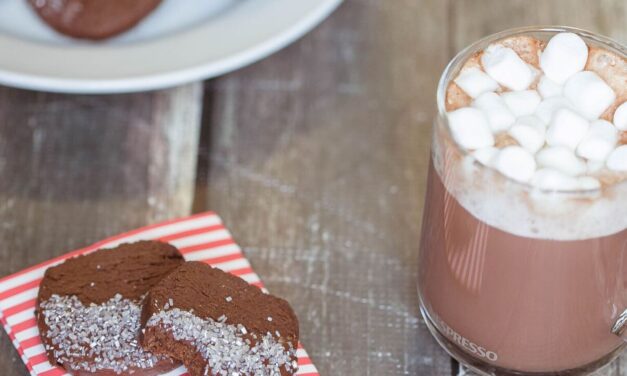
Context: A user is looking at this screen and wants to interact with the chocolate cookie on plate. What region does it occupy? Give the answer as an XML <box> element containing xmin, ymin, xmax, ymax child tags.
<box><xmin>36</xmin><ymin>240</ymin><xmax>184</xmax><ymax>375</ymax></box>
<box><xmin>28</xmin><ymin>0</ymin><xmax>162</xmax><ymax>40</ymax></box>
<box><xmin>141</xmin><ymin>262</ymin><xmax>300</xmax><ymax>376</ymax></box>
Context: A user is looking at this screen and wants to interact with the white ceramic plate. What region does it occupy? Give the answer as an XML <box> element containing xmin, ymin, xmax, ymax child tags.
<box><xmin>0</xmin><ymin>0</ymin><xmax>342</xmax><ymax>93</ymax></box>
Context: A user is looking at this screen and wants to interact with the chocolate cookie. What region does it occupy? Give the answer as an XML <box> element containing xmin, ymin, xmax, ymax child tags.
<box><xmin>141</xmin><ymin>262</ymin><xmax>300</xmax><ymax>376</ymax></box>
<box><xmin>37</xmin><ymin>241</ymin><xmax>185</xmax><ymax>375</ymax></box>
<box><xmin>28</xmin><ymin>0</ymin><xmax>162</xmax><ymax>40</ymax></box>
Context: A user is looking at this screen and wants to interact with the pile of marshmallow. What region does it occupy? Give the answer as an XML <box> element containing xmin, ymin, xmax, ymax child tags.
<box><xmin>447</xmin><ymin>32</ymin><xmax>626</xmax><ymax>190</ymax></box>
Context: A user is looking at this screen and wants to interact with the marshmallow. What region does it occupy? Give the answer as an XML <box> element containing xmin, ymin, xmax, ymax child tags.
<box><xmin>509</xmin><ymin>123</ymin><xmax>545</xmax><ymax>154</ymax></box>
<box><xmin>454</xmin><ymin>68</ymin><xmax>500</xmax><ymax>98</ymax></box>
<box><xmin>447</xmin><ymin>107</ymin><xmax>495</xmax><ymax>150</ymax></box>
<box><xmin>539</xmin><ymin>32</ymin><xmax>588</xmax><ymax>84</ymax></box>
<box><xmin>577</xmin><ymin>176</ymin><xmax>601</xmax><ymax>190</ymax></box>
<box><xmin>546</xmin><ymin>108</ymin><xmax>590</xmax><ymax>150</ymax></box>
<box><xmin>535</xmin><ymin>96</ymin><xmax>573</xmax><ymax>124</ymax></box>
<box><xmin>517</xmin><ymin>115</ymin><xmax>547</xmax><ymax>130</ymax></box>
<box><xmin>576</xmin><ymin>120</ymin><xmax>618</xmax><ymax>161</ymax></box>
<box><xmin>587</xmin><ymin>160</ymin><xmax>605</xmax><ymax>174</ymax></box>
<box><xmin>531</xmin><ymin>168</ymin><xmax>579</xmax><ymax>190</ymax></box>
<box><xmin>472</xmin><ymin>146</ymin><xmax>499</xmax><ymax>166</ymax></box>
<box><xmin>481</xmin><ymin>45</ymin><xmax>534</xmax><ymax>91</ymax></box>
<box><xmin>606</xmin><ymin>145</ymin><xmax>627</xmax><ymax>172</ymax></box>
<box><xmin>472</xmin><ymin>92</ymin><xmax>516</xmax><ymax>132</ymax></box>
<box><xmin>493</xmin><ymin>146</ymin><xmax>537</xmax><ymax>182</ymax></box>
<box><xmin>537</xmin><ymin>75</ymin><xmax>563</xmax><ymax>98</ymax></box>
<box><xmin>502</xmin><ymin>90</ymin><xmax>542</xmax><ymax>117</ymax></box>
<box><xmin>563</xmin><ymin>71</ymin><xmax>616</xmax><ymax>120</ymax></box>
<box><xmin>531</xmin><ymin>169</ymin><xmax>600</xmax><ymax>191</ymax></box>
<box><xmin>614</xmin><ymin>101</ymin><xmax>627</xmax><ymax>130</ymax></box>
<box><xmin>536</xmin><ymin>146</ymin><xmax>587</xmax><ymax>176</ymax></box>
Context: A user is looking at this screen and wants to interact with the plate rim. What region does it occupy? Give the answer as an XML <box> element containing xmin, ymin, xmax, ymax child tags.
<box><xmin>0</xmin><ymin>0</ymin><xmax>342</xmax><ymax>94</ymax></box>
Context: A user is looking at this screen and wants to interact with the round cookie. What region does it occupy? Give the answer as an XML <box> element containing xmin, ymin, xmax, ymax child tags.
<box><xmin>141</xmin><ymin>262</ymin><xmax>300</xmax><ymax>376</ymax></box>
<box><xmin>36</xmin><ymin>241</ymin><xmax>184</xmax><ymax>375</ymax></box>
<box><xmin>27</xmin><ymin>0</ymin><xmax>162</xmax><ymax>40</ymax></box>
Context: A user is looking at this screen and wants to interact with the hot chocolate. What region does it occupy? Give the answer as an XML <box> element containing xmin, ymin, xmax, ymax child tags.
<box><xmin>418</xmin><ymin>27</ymin><xmax>627</xmax><ymax>375</ymax></box>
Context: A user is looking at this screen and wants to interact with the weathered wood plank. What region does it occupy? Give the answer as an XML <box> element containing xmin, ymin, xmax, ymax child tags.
<box><xmin>451</xmin><ymin>0</ymin><xmax>627</xmax><ymax>51</ymax></box>
<box><xmin>0</xmin><ymin>83</ymin><xmax>203</xmax><ymax>376</ymax></box>
<box><xmin>199</xmin><ymin>0</ymin><xmax>451</xmax><ymax>374</ymax></box>
<box><xmin>450</xmin><ymin>1</ymin><xmax>626</xmax><ymax>375</ymax></box>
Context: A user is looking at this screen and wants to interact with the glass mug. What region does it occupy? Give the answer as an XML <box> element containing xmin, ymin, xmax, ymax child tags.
<box><xmin>417</xmin><ymin>26</ymin><xmax>627</xmax><ymax>375</ymax></box>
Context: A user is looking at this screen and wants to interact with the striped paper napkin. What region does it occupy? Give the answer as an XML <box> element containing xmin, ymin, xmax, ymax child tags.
<box><xmin>0</xmin><ymin>211</ymin><xmax>317</xmax><ymax>376</ymax></box>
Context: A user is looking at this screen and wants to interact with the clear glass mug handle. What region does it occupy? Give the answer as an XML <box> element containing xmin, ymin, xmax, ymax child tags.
<box><xmin>612</xmin><ymin>309</ymin><xmax>627</xmax><ymax>340</ymax></box>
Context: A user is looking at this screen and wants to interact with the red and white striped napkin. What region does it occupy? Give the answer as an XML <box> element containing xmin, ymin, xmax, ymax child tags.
<box><xmin>0</xmin><ymin>212</ymin><xmax>318</xmax><ymax>376</ymax></box>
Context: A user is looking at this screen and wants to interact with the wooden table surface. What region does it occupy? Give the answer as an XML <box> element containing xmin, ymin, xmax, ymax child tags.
<box><xmin>0</xmin><ymin>1</ymin><xmax>625</xmax><ymax>375</ymax></box>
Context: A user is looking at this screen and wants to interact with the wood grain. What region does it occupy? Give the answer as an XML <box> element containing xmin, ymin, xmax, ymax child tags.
<box><xmin>0</xmin><ymin>83</ymin><xmax>203</xmax><ymax>376</ymax></box>
<box><xmin>450</xmin><ymin>0</ymin><xmax>627</xmax><ymax>50</ymax></box>
<box><xmin>199</xmin><ymin>0</ymin><xmax>452</xmax><ymax>374</ymax></box>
